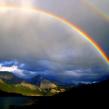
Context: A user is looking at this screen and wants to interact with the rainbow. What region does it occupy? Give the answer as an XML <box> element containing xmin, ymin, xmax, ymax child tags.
<box><xmin>0</xmin><ymin>5</ymin><xmax>108</xmax><ymax>65</ymax></box>
<box><xmin>83</xmin><ymin>0</ymin><xmax>109</xmax><ymax>22</ymax></box>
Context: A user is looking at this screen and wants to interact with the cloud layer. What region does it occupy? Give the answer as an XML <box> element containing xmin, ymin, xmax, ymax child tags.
<box><xmin>0</xmin><ymin>9</ymin><xmax>108</xmax><ymax>84</ymax></box>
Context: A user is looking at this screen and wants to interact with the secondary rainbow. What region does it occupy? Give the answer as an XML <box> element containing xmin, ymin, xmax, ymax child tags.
<box><xmin>83</xmin><ymin>0</ymin><xmax>109</xmax><ymax>22</ymax></box>
<box><xmin>0</xmin><ymin>5</ymin><xmax>108</xmax><ymax>65</ymax></box>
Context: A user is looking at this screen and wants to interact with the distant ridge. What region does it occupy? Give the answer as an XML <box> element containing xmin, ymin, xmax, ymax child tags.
<box><xmin>55</xmin><ymin>78</ymin><xmax>109</xmax><ymax>96</ymax></box>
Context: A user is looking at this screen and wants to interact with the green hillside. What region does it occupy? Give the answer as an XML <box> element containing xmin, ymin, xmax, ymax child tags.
<box><xmin>0</xmin><ymin>78</ymin><xmax>65</xmax><ymax>96</ymax></box>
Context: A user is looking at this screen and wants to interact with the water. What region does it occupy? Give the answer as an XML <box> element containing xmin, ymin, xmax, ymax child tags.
<box><xmin>0</xmin><ymin>97</ymin><xmax>34</xmax><ymax>109</ymax></box>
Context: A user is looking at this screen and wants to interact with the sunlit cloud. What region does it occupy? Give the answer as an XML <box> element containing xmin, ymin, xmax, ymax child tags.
<box><xmin>0</xmin><ymin>61</ymin><xmax>39</xmax><ymax>78</ymax></box>
<box><xmin>0</xmin><ymin>0</ymin><xmax>36</xmax><ymax>8</ymax></box>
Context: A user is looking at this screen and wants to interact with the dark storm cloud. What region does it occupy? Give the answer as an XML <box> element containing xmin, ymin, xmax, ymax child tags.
<box><xmin>0</xmin><ymin>60</ymin><xmax>108</xmax><ymax>83</ymax></box>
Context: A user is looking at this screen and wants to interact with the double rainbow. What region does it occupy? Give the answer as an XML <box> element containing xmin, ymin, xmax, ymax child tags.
<box><xmin>0</xmin><ymin>5</ymin><xmax>108</xmax><ymax>65</ymax></box>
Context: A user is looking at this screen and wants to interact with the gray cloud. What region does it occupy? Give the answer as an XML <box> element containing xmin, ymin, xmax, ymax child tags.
<box><xmin>0</xmin><ymin>7</ymin><xmax>108</xmax><ymax>84</ymax></box>
<box><xmin>31</xmin><ymin>0</ymin><xmax>109</xmax><ymax>55</ymax></box>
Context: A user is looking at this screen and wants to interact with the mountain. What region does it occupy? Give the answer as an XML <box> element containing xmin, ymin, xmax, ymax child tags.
<box><xmin>0</xmin><ymin>71</ymin><xmax>23</xmax><ymax>84</ymax></box>
<box><xmin>2</xmin><ymin>71</ymin><xmax>109</xmax><ymax>97</ymax></box>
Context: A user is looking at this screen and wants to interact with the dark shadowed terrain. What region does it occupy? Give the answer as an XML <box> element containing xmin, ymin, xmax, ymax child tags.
<box><xmin>0</xmin><ymin>78</ymin><xmax>109</xmax><ymax>109</ymax></box>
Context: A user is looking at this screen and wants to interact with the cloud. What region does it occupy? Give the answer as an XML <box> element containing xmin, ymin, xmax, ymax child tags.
<box><xmin>0</xmin><ymin>7</ymin><xmax>108</xmax><ymax>84</ymax></box>
<box><xmin>0</xmin><ymin>60</ymin><xmax>109</xmax><ymax>84</ymax></box>
<box><xmin>35</xmin><ymin>0</ymin><xmax>109</xmax><ymax>56</ymax></box>
<box><xmin>0</xmin><ymin>62</ymin><xmax>36</xmax><ymax>78</ymax></box>
<box><xmin>63</xmin><ymin>69</ymin><xmax>92</xmax><ymax>77</ymax></box>
<box><xmin>0</xmin><ymin>0</ymin><xmax>36</xmax><ymax>7</ymax></box>
<box><xmin>0</xmin><ymin>64</ymin><xmax>38</xmax><ymax>79</ymax></box>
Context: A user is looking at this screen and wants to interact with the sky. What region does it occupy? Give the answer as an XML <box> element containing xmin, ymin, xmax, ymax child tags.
<box><xmin>0</xmin><ymin>0</ymin><xmax>109</xmax><ymax>84</ymax></box>
<box><xmin>26</xmin><ymin>0</ymin><xmax>109</xmax><ymax>56</ymax></box>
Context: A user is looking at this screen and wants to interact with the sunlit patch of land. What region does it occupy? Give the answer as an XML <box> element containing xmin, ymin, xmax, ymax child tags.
<box><xmin>0</xmin><ymin>71</ymin><xmax>65</xmax><ymax>96</ymax></box>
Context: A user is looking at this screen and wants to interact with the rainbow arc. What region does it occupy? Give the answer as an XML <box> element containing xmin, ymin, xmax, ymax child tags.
<box><xmin>0</xmin><ymin>5</ymin><xmax>108</xmax><ymax>65</ymax></box>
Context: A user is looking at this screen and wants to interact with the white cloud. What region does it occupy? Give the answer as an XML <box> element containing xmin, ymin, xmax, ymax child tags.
<box><xmin>0</xmin><ymin>62</ymin><xmax>38</xmax><ymax>78</ymax></box>
<box><xmin>0</xmin><ymin>65</ymin><xmax>18</xmax><ymax>72</ymax></box>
